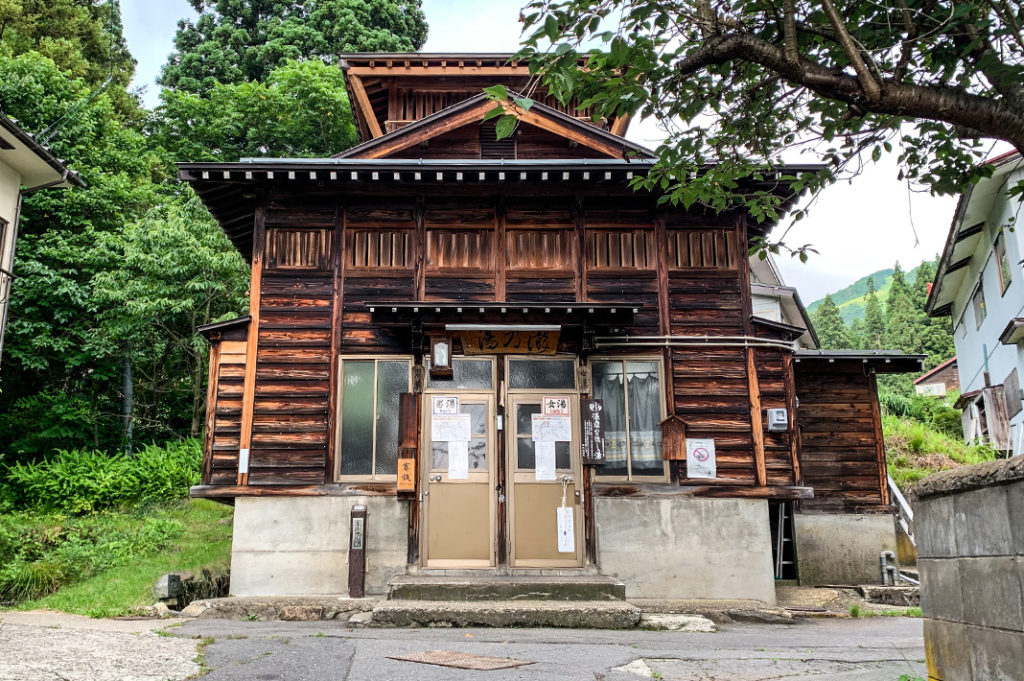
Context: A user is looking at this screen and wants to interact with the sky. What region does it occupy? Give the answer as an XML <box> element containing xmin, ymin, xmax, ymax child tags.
<box><xmin>121</xmin><ymin>0</ymin><xmax>966</xmax><ymax>302</ymax></box>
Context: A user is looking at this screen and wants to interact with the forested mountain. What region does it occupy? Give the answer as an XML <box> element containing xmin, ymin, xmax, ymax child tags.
<box><xmin>810</xmin><ymin>260</ymin><xmax>955</xmax><ymax>375</ymax></box>
<box><xmin>0</xmin><ymin>0</ymin><xmax>428</xmax><ymax>459</ymax></box>
<box><xmin>807</xmin><ymin>262</ymin><xmax>931</xmax><ymax>324</ymax></box>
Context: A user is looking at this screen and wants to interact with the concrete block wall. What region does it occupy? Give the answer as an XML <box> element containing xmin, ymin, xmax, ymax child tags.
<box><xmin>594</xmin><ymin>497</ymin><xmax>776</xmax><ymax>603</ymax></box>
<box><xmin>230</xmin><ymin>496</ymin><xmax>408</xmax><ymax>596</ymax></box>
<box><xmin>912</xmin><ymin>457</ymin><xmax>1024</xmax><ymax>681</ymax></box>
<box><xmin>793</xmin><ymin>513</ymin><xmax>897</xmax><ymax>586</ymax></box>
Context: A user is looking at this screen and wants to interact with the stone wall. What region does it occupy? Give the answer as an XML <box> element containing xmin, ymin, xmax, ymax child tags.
<box><xmin>912</xmin><ymin>457</ymin><xmax>1024</xmax><ymax>680</ymax></box>
<box><xmin>230</xmin><ymin>496</ymin><xmax>408</xmax><ymax>596</ymax></box>
<box><xmin>793</xmin><ymin>513</ymin><xmax>897</xmax><ymax>586</ymax></box>
<box><xmin>594</xmin><ymin>497</ymin><xmax>776</xmax><ymax>603</ymax></box>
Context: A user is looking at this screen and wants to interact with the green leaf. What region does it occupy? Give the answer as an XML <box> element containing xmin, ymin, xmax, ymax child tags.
<box><xmin>494</xmin><ymin>114</ymin><xmax>517</xmax><ymax>140</ymax></box>
<box><xmin>482</xmin><ymin>105</ymin><xmax>505</xmax><ymax>122</ymax></box>
<box><xmin>482</xmin><ymin>84</ymin><xmax>509</xmax><ymax>100</ymax></box>
<box><xmin>512</xmin><ymin>96</ymin><xmax>534</xmax><ymax>111</ymax></box>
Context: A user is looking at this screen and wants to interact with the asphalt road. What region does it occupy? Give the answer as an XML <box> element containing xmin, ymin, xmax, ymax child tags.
<box><xmin>175</xmin><ymin>617</ymin><xmax>927</xmax><ymax>681</ymax></box>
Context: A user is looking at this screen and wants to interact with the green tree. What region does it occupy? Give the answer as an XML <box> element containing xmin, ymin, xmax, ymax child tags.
<box><xmin>863</xmin><ymin>278</ymin><xmax>885</xmax><ymax>350</ymax></box>
<box><xmin>0</xmin><ymin>51</ymin><xmax>161</xmax><ymax>456</ymax></box>
<box><xmin>93</xmin><ymin>195</ymin><xmax>250</xmax><ymax>438</ymax></box>
<box><xmin>847</xmin><ymin>317</ymin><xmax>865</xmax><ymax>349</ymax></box>
<box><xmin>506</xmin><ymin>1</ymin><xmax>1024</xmax><ymax>255</ymax></box>
<box><xmin>0</xmin><ymin>0</ymin><xmax>137</xmax><ymax>118</ymax></box>
<box><xmin>883</xmin><ymin>262</ymin><xmax>918</xmax><ymax>354</ymax></box>
<box><xmin>153</xmin><ymin>59</ymin><xmax>357</xmax><ymax>161</ymax></box>
<box><xmin>912</xmin><ymin>260</ymin><xmax>955</xmax><ymax>368</ymax></box>
<box><xmin>160</xmin><ymin>0</ymin><xmax>428</xmax><ymax>93</ymax></box>
<box><xmin>813</xmin><ymin>294</ymin><xmax>850</xmax><ymax>350</ymax></box>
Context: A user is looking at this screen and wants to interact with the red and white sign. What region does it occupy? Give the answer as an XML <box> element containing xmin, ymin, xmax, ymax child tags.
<box><xmin>685</xmin><ymin>438</ymin><xmax>717</xmax><ymax>479</ymax></box>
<box><xmin>543</xmin><ymin>396</ymin><xmax>570</xmax><ymax>415</ymax></box>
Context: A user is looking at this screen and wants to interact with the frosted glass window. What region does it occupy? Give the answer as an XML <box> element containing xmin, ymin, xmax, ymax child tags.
<box><xmin>592</xmin><ymin>358</ymin><xmax>664</xmax><ymax>479</ymax></box>
<box><xmin>339</xmin><ymin>358</ymin><xmax>410</xmax><ymax>477</ymax></box>
<box><xmin>514</xmin><ymin>403</ymin><xmax>570</xmax><ymax>470</ymax></box>
<box><xmin>426</xmin><ymin>358</ymin><xmax>493</xmax><ymax>389</ymax></box>
<box><xmin>508</xmin><ymin>359</ymin><xmax>576</xmax><ymax>389</ymax></box>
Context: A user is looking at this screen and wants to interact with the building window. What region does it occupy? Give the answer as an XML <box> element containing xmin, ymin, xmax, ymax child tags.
<box><xmin>591</xmin><ymin>358</ymin><xmax>666</xmax><ymax>480</ymax></box>
<box><xmin>995</xmin><ymin>231</ymin><xmax>1012</xmax><ymax>293</ymax></box>
<box><xmin>972</xmin><ymin>284</ymin><xmax>987</xmax><ymax>329</ymax></box>
<box><xmin>337</xmin><ymin>357</ymin><xmax>411</xmax><ymax>478</ymax></box>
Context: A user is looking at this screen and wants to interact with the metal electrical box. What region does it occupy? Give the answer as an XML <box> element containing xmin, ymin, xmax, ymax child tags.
<box><xmin>767</xmin><ymin>408</ymin><xmax>789</xmax><ymax>432</ymax></box>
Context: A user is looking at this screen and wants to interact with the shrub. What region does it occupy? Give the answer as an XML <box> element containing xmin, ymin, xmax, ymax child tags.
<box><xmin>4</xmin><ymin>439</ymin><xmax>202</xmax><ymax>513</ymax></box>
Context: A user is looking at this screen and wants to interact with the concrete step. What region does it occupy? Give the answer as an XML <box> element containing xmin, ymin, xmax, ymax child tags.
<box><xmin>372</xmin><ymin>599</ymin><xmax>640</xmax><ymax>629</ymax></box>
<box><xmin>386</xmin><ymin>575</ymin><xmax>626</xmax><ymax>602</ymax></box>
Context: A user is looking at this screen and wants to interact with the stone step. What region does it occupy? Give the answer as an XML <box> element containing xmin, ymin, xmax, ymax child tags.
<box><xmin>372</xmin><ymin>599</ymin><xmax>640</xmax><ymax>629</ymax></box>
<box><xmin>386</xmin><ymin>575</ymin><xmax>626</xmax><ymax>602</ymax></box>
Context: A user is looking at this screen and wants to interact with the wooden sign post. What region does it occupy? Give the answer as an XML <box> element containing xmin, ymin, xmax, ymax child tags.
<box><xmin>660</xmin><ymin>415</ymin><xmax>687</xmax><ymax>460</ymax></box>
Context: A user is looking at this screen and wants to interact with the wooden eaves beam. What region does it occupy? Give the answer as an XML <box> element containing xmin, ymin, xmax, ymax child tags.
<box><xmin>348</xmin><ymin>75</ymin><xmax>385</xmax><ymax>139</ymax></box>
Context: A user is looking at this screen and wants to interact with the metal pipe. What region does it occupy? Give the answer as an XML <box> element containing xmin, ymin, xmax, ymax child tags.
<box><xmin>880</xmin><ymin>550</ymin><xmax>897</xmax><ymax>585</ymax></box>
<box><xmin>596</xmin><ymin>339</ymin><xmax>799</xmax><ymax>352</ymax></box>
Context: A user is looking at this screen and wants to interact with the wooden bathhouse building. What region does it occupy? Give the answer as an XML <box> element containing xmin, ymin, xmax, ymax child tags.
<box><xmin>184</xmin><ymin>54</ymin><xmax>922</xmax><ymax>602</ymax></box>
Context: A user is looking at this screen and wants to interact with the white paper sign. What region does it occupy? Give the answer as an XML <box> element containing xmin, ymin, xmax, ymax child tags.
<box><xmin>532</xmin><ymin>414</ymin><xmax>572</xmax><ymax>442</ymax></box>
<box><xmin>543</xmin><ymin>396</ymin><xmax>571</xmax><ymax>415</ymax></box>
<box><xmin>557</xmin><ymin>506</ymin><xmax>575</xmax><ymax>553</ymax></box>
<box><xmin>432</xmin><ymin>395</ymin><xmax>459</xmax><ymax>415</ymax></box>
<box><xmin>432</xmin><ymin>413</ymin><xmax>472</xmax><ymax>442</ymax></box>
<box><xmin>535</xmin><ymin>440</ymin><xmax>556</xmax><ymax>480</ymax></box>
<box><xmin>686</xmin><ymin>438</ymin><xmax>717</xmax><ymax>479</ymax></box>
<box><xmin>447</xmin><ymin>440</ymin><xmax>469</xmax><ymax>479</ymax></box>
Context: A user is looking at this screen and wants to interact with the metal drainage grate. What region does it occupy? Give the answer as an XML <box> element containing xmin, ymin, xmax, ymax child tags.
<box><xmin>389</xmin><ymin>650</ymin><xmax>535</xmax><ymax>671</ymax></box>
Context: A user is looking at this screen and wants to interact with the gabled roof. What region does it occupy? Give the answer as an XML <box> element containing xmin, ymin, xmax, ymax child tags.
<box><xmin>334</xmin><ymin>93</ymin><xmax>654</xmax><ymax>161</ymax></box>
<box><xmin>913</xmin><ymin>356</ymin><xmax>957</xmax><ymax>385</ymax></box>
<box><xmin>0</xmin><ymin>110</ymin><xmax>84</xmax><ymax>189</ymax></box>
<box><xmin>927</xmin><ymin>151</ymin><xmax>1023</xmax><ymax>316</ymax></box>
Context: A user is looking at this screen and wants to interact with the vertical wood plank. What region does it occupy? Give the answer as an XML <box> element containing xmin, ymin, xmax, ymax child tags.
<box><xmin>574</xmin><ymin>196</ymin><xmax>586</xmax><ymax>301</ymax></box>
<box><xmin>747</xmin><ymin>348</ymin><xmax>767</xmax><ymax>487</ymax></box>
<box><xmin>237</xmin><ymin>199</ymin><xmax>266</xmax><ymax>486</ymax></box>
<box><xmin>782</xmin><ymin>352</ymin><xmax>801</xmax><ymax>485</ymax></box>
<box><xmin>415</xmin><ymin>196</ymin><xmax>426</xmax><ymax>300</ymax></box>
<box><xmin>202</xmin><ymin>340</ymin><xmax>221</xmax><ymax>485</ymax></box>
<box><xmin>326</xmin><ymin>202</ymin><xmax>344</xmax><ymax>483</ymax></box>
<box><xmin>869</xmin><ymin>371</ymin><xmax>890</xmax><ymax>506</ymax></box>
<box><xmin>495</xmin><ymin>195</ymin><xmax>506</xmax><ymax>301</ymax></box>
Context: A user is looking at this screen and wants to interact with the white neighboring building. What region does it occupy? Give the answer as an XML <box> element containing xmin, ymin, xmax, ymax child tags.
<box><xmin>749</xmin><ymin>254</ymin><xmax>819</xmax><ymax>349</ymax></box>
<box><xmin>927</xmin><ymin>151</ymin><xmax>1024</xmax><ymax>454</ymax></box>
<box><xmin>0</xmin><ymin>111</ymin><xmax>83</xmax><ymax>364</ymax></box>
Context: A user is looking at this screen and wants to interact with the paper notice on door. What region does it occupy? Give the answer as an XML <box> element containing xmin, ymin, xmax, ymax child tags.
<box><xmin>432</xmin><ymin>413</ymin><xmax>472</xmax><ymax>442</ymax></box>
<box><xmin>535</xmin><ymin>440</ymin><xmax>556</xmax><ymax>480</ymax></box>
<box><xmin>532</xmin><ymin>414</ymin><xmax>572</xmax><ymax>442</ymax></box>
<box><xmin>447</xmin><ymin>440</ymin><xmax>469</xmax><ymax>479</ymax></box>
<box><xmin>557</xmin><ymin>506</ymin><xmax>574</xmax><ymax>553</ymax></box>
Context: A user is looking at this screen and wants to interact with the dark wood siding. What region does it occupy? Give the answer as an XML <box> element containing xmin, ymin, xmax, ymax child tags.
<box><xmin>198</xmin><ymin>188</ymin><xmax>809</xmax><ymax>498</ymax></box>
<box><xmin>795</xmin><ymin>363</ymin><xmax>889</xmax><ymax>512</ymax></box>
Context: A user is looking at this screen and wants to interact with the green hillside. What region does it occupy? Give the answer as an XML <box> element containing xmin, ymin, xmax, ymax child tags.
<box><xmin>808</xmin><ymin>263</ymin><xmax>928</xmax><ymax>324</ymax></box>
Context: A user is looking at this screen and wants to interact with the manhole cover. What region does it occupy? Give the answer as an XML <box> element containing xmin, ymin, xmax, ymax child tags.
<box><xmin>389</xmin><ymin>650</ymin><xmax>534</xmax><ymax>671</ymax></box>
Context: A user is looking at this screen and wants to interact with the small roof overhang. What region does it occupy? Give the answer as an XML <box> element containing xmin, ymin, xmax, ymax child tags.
<box><xmin>793</xmin><ymin>349</ymin><xmax>925</xmax><ymax>374</ymax></box>
<box><xmin>197</xmin><ymin>315</ymin><xmax>251</xmax><ymax>339</ymax></box>
<box><xmin>0</xmin><ymin>110</ymin><xmax>84</xmax><ymax>189</ymax></box>
<box><xmin>914</xmin><ymin>356</ymin><xmax>958</xmax><ymax>384</ymax></box>
<box><xmin>749</xmin><ymin>282</ymin><xmax>818</xmax><ymax>348</ymax></box>
<box><xmin>1000</xmin><ymin>318</ymin><xmax>1024</xmax><ymax>345</ymax></box>
<box><xmin>751</xmin><ymin>316</ymin><xmax>807</xmax><ymax>342</ymax></box>
<box><xmin>927</xmin><ymin>151</ymin><xmax>1023</xmax><ymax>317</ymax></box>
<box><xmin>368</xmin><ymin>301</ymin><xmax>638</xmax><ymax>327</ymax></box>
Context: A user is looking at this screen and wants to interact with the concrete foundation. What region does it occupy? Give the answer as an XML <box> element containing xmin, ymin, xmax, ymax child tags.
<box><xmin>230</xmin><ymin>496</ymin><xmax>408</xmax><ymax>596</ymax></box>
<box><xmin>793</xmin><ymin>513</ymin><xmax>896</xmax><ymax>586</ymax></box>
<box><xmin>594</xmin><ymin>497</ymin><xmax>776</xmax><ymax>604</ymax></box>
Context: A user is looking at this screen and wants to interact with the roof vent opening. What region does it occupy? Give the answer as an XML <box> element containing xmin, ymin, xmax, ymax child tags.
<box><xmin>479</xmin><ymin>120</ymin><xmax>517</xmax><ymax>160</ymax></box>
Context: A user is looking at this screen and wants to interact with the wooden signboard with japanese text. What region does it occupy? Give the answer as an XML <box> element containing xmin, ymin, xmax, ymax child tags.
<box><xmin>580</xmin><ymin>398</ymin><xmax>606</xmax><ymax>464</ymax></box>
<box><xmin>397</xmin><ymin>393</ymin><xmax>420</xmax><ymax>495</ymax></box>
<box><xmin>460</xmin><ymin>330</ymin><xmax>559</xmax><ymax>355</ymax></box>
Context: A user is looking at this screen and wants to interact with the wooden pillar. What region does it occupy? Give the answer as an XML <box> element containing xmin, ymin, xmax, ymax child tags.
<box><xmin>869</xmin><ymin>371</ymin><xmax>890</xmax><ymax>506</ymax></box>
<box><xmin>747</xmin><ymin>348</ymin><xmax>767</xmax><ymax>487</ymax></box>
<box><xmin>325</xmin><ymin>202</ymin><xmax>345</xmax><ymax>483</ymax></box>
<box><xmin>782</xmin><ymin>352</ymin><xmax>802</xmax><ymax>486</ymax></box>
<box><xmin>237</xmin><ymin>201</ymin><xmax>266</xmax><ymax>486</ymax></box>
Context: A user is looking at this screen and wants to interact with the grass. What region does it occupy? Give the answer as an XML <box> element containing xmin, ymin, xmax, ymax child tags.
<box><xmin>4</xmin><ymin>499</ymin><xmax>232</xmax><ymax>618</ymax></box>
<box><xmin>884</xmin><ymin>415</ymin><xmax>1000</xmax><ymax>488</ymax></box>
<box><xmin>849</xmin><ymin>603</ymin><xmax>922</xmax><ymax>619</ymax></box>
